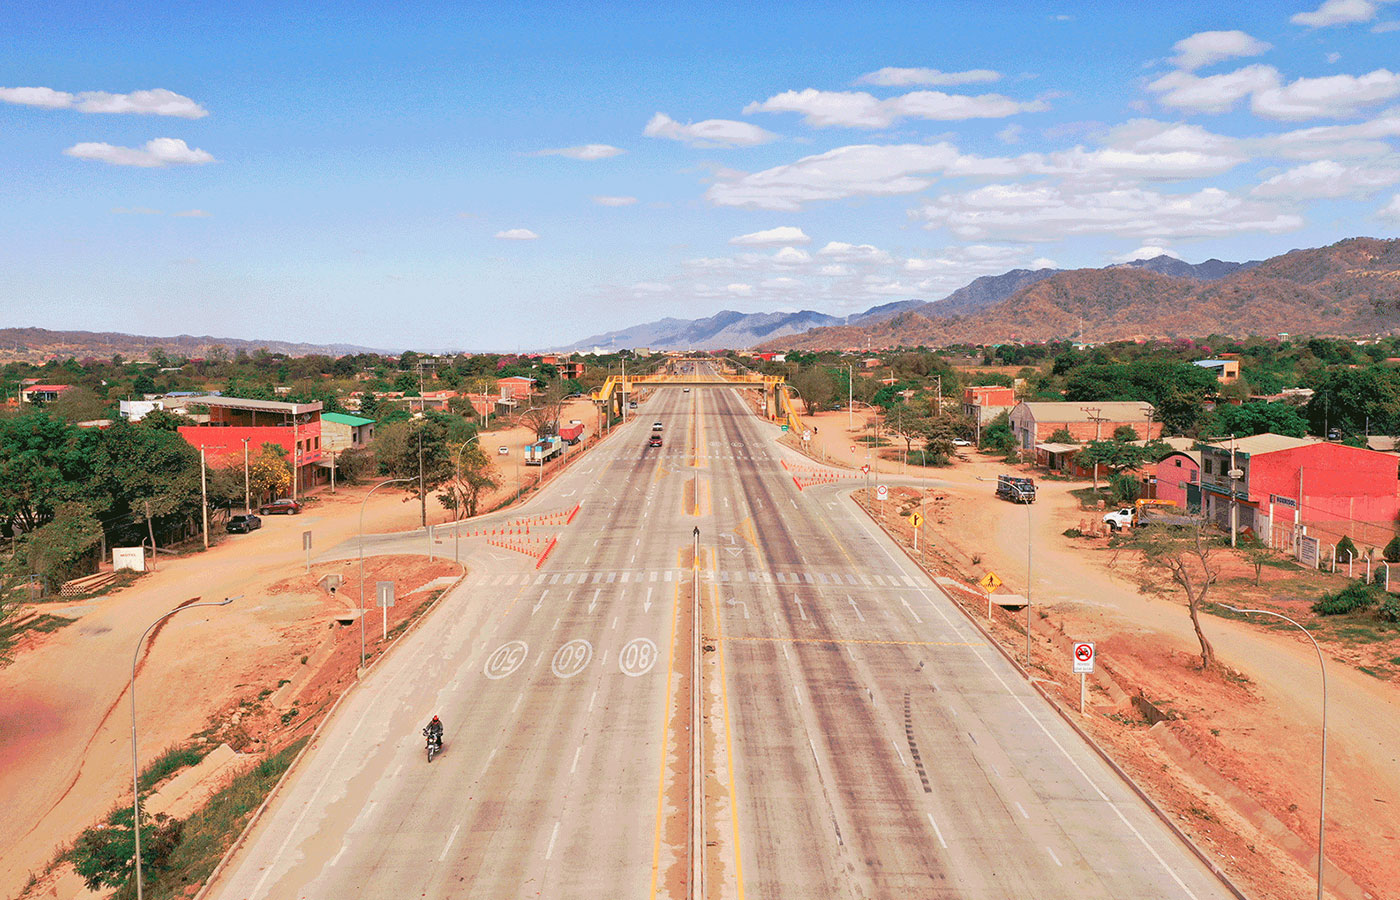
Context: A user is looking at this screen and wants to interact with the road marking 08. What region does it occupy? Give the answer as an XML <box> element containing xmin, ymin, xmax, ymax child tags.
<box><xmin>618</xmin><ymin>637</ymin><xmax>659</xmax><ymax>676</ymax></box>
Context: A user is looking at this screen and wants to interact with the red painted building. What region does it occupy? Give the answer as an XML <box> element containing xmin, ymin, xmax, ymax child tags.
<box><xmin>177</xmin><ymin>396</ymin><xmax>324</xmax><ymax>495</ymax></box>
<box><xmin>1199</xmin><ymin>434</ymin><xmax>1399</xmax><ymax>546</ymax></box>
<box><xmin>1154</xmin><ymin>451</ymin><xmax>1201</xmax><ymax>510</ymax></box>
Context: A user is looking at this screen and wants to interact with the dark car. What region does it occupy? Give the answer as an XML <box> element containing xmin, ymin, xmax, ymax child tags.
<box><xmin>227</xmin><ymin>514</ymin><xmax>262</xmax><ymax>534</ymax></box>
<box><xmin>648</xmin><ymin>434</ymin><xmax>663</xmax><ymax>448</ymax></box>
<box><xmin>258</xmin><ymin>498</ymin><xmax>303</xmax><ymax>515</ymax></box>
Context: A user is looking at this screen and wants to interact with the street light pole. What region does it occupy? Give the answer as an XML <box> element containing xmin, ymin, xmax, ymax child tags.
<box><xmin>1223</xmin><ymin>606</ymin><xmax>1328</xmax><ymax>900</ymax></box>
<box><xmin>130</xmin><ymin>596</ymin><xmax>238</xmax><ymax>900</ymax></box>
<box><xmin>241</xmin><ymin>437</ymin><xmax>251</xmax><ymax>513</ymax></box>
<box><xmin>1025</xmin><ymin>499</ymin><xmax>1032</xmax><ymax>668</ymax></box>
<box><xmin>359</xmin><ymin>477</ymin><xmax>414</xmax><ymax>670</ymax></box>
<box><xmin>453</xmin><ymin>435</ymin><xmax>483</xmax><ymax>563</ymax></box>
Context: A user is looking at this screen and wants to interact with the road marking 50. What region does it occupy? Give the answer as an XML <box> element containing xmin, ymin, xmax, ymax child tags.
<box><xmin>484</xmin><ymin>640</ymin><xmax>528</xmax><ymax>680</ymax></box>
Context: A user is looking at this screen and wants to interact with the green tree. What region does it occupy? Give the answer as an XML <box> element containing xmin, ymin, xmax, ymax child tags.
<box><xmin>1112</xmin><ymin>424</ymin><xmax>1139</xmax><ymax>441</ymax></box>
<box><xmin>373</xmin><ymin>418</ymin><xmax>455</xmax><ymax>525</ymax></box>
<box><xmin>979</xmin><ymin>411</ymin><xmax>1016</xmax><ymax>453</ymax></box>
<box><xmin>0</xmin><ymin>412</ymin><xmax>89</xmax><ymax>534</ymax></box>
<box><xmin>84</xmin><ymin>421</ymin><xmax>203</xmax><ymax>547</ymax></box>
<box><xmin>1119</xmin><ymin>524</ymin><xmax>1219</xmax><ymax>670</ymax></box>
<box><xmin>1385</xmin><ymin>534</ymin><xmax>1400</xmax><ymax>564</ymax></box>
<box><xmin>1203</xmin><ymin>402</ymin><xmax>1308</xmax><ymax>439</ymax></box>
<box><xmin>1335</xmin><ymin>535</ymin><xmax>1359</xmax><ymax>564</ymax></box>
<box><xmin>7</xmin><ymin>502</ymin><xmax>104</xmax><ymax>591</ymax></box>
<box><xmin>1048</xmin><ymin>427</ymin><xmax>1076</xmax><ymax>444</ymax></box>
<box><xmin>791</xmin><ymin>367</ymin><xmax>837</xmax><ymax>414</ymax></box>
<box><xmin>1239</xmin><ymin>535</ymin><xmax>1275</xmax><ymax>586</ymax></box>
<box><xmin>440</xmin><ymin>441</ymin><xmax>500</xmax><ymax>518</ymax></box>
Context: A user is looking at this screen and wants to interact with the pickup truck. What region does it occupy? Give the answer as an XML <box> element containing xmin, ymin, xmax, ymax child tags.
<box><xmin>1102</xmin><ymin>501</ymin><xmax>1196</xmax><ymax>531</ymax></box>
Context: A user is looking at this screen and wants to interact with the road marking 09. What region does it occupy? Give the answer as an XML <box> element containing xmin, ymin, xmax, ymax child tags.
<box><xmin>551</xmin><ymin>639</ymin><xmax>594</xmax><ymax>678</ymax></box>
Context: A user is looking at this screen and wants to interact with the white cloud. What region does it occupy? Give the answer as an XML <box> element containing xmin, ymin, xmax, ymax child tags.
<box><xmin>1374</xmin><ymin>20</ymin><xmax>1400</xmax><ymax>31</ymax></box>
<box><xmin>1169</xmin><ymin>30</ymin><xmax>1272</xmax><ymax>71</ymax></box>
<box><xmin>494</xmin><ymin>228</ymin><xmax>539</xmax><ymax>240</ymax></box>
<box><xmin>856</xmin><ymin>67</ymin><xmax>1002</xmax><ymax>86</ymax></box>
<box><xmin>172</xmin><ymin>209</ymin><xmax>211</xmax><ymax>217</ymax></box>
<box><xmin>0</xmin><ymin>86</ymin><xmax>207</xmax><ymax>117</ymax></box>
<box><xmin>997</xmin><ymin>124</ymin><xmax>1023</xmax><ymax>144</ymax></box>
<box><xmin>729</xmin><ymin>225</ymin><xmax>811</xmax><ymax>245</ymax></box>
<box><xmin>534</xmin><ymin>144</ymin><xmax>625</xmax><ymax>160</ymax></box>
<box><xmin>1292</xmin><ymin>0</ymin><xmax>1388</xmax><ymax>27</ymax></box>
<box><xmin>1252</xmin><ymin>68</ymin><xmax>1400</xmax><ymax>119</ymax></box>
<box><xmin>1327</xmin><ymin>52</ymin><xmax>1342</xmax><ymax>63</ymax></box>
<box><xmin>1047</xmin><ymin>146</ymin><xmax>1244</xmax><ymax>180</ymax></box>
<box><xmin>1030</xmin><ymin>257</ymin><xmax>1060</xmax><ymax>269</ymax></box>
<box><xmin>819</xmin><ymin>264</ymin><xmax>851</xmax><ymax>276</ymax></box>
<box><xmin>111</xmin><ymin>206</ymin><xmax>163</xmax><ymax>215</ymax></box>
<box><xmin>593</xmin><ymin>195</ymin><xmax>637</xmax><ymax>206</ymax></box>
<box><xmin>771</xmin><ymin>247</ymin><xmax>812</xmax><ymax>264</ymax></box>
<box><xmin>744</xmin><ymin>88</ymin><xmax>1046</xmax><ymax>128</ymax></box>
<box><xmin>915</xmin><ymin>182</ymin><xmax>1303</xmax><ymax>241</ymax></box>
<box><xmin>817</xmin><ymin>241</ymin><xmax>892</xmax><ymax>263</ymax></box>
<box><xmin>1147</xmin><ymin>64</ymin><xmax>1281</xmax><ymax>113</ymax></box>
<box><xmin>726</xmin><ymin>283</ymin><xmax>754</xmax><ymax>296</ymax></box>
<box><xmin>707</xmin><ymin>142</ymin><xmax>968</xmax><ymax>210</ymax></box>
<box><xmin>1251</xmin><ymin>158</ymin><xmax>1400</xmax><ymax>198</ymax></box>
<box><xmin>631</xmin><ymin>281</ymin><xmax>673</xmax><ymax>293</ymax></box>
<box><xmin>644</xmin><ymin>112</ymin><xmax>776</xmax><ymax>147</ymax></box>
<box><xmin>63</xmin><ymin>137</ymin><xmax>215</xmax><ymax>167</ymax></box>
<box><xmin>760</xmin><ymin>276</ymin><xmax>802</xmax><ymax>290</ymax></box>
<box><xmin>1379</xmin><ymin>193</ymin><xmax>1400</xmax><ymax>218</ymax></box>
<box><xmin>1255</xmin><ymin>107</ymin><xmax>1400</xmax><ymax>158</ymax></box>
<box><xmin>1114</xmin><ymin>244</ymin><xmax>1182</xmax><ymax>262</ymax></box>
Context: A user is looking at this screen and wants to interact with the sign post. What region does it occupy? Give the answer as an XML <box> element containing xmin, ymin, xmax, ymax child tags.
<box><xmin>1072</xmin><ymin>641</ymin><xmax>1095</xmax><ymax>714</ymax></box>
<box><xmin>376</xmin><ymin>581</ymin><xmax>395</xmax><ymax>641</ymax></box>
<box><xmin>908</xmin><ymin>510</ymin><xmax>924</xmax><ymax>552</ymax></box>
<box><xmin>302</xmin><ymin>530</ymin><xmax>312</xmax><ymax>574</ymax></box>
<box><xmin>978</xmin><ymin>571</ymin><xmax>1002</xmax><ymax>620</ymax></box>
<box><xmin>876</xmin><ymin>484</ymin><xmax>888</xmax><ymax>517</ymax></box>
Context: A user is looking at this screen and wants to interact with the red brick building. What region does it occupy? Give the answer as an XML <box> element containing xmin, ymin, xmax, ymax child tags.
<box><xmin>497</xmin><ymin>376</ymin><xmax>536</xmax><ymax>401</ymax></box>
<box><xmin>962</xmin><ymin>385</ymin><xmax>1016</xmax><ymax>426</ymax></box>
<box><xmin>177</xmin><ymin>396</ymin><xmax>324</xmax><ymax>496</ymax></box>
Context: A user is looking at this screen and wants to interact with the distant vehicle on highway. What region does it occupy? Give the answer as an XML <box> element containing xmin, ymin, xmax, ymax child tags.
<box><xmin>498</xmin><ymin>446</ymin><xmax>509</xmax><ymax>455</ymax></box>
<box><xmin>652</xmin><ymin>421</ymin><xmax>663</xmax><ymax>431</ymax></box>
<box><xmin>683</xmin><ymin>388</ymin><xmax>690</xmax><ymax>393</ymax></box>
<box><xmin>259</xmin><ymin>499</ymin><xmax>302</xmax><ymax>515</ymax></box>
<box><xmin>227</xmin><ymin>514</ymin><xmax>262</xmax><ymax>533</ymax></box>
<box><xmin>629</xmin><ymin>400</ymin><xmax>638</xmax><ymax>409</ymax></box>
<box><xmin>648</xmin><ymin>434</ymin><xmax>662</xmax><ymax>448</ymax></box>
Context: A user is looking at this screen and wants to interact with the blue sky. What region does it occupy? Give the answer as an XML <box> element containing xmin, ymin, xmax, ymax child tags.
<box><xmin>2</xmin><ymin>0</ymin><xmax>1399</xmax><ymax>351</ymax></box>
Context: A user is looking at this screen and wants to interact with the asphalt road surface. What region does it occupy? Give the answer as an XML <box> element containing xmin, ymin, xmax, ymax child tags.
<box><xmin>204</xmin><ymin>379</ymin><xmax>1234</xmax><ymax>900</ymax></box>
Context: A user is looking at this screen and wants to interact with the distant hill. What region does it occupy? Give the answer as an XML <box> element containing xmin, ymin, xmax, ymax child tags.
<box><xmin>757</xmin><ymin>237</ymin><xmax>1400</xmax><ymax>350</ymax></box>
<box><xmin>916</xmin><ymin>267</ymin><xmax>1062</xmax><ymax>320</ymax></box>
<box><xmin>1111</xmin><ymin>255</ymin><xmax>1260</xmax><ymax>280</ymax></box>
<box><xmin>558</xmin><ymin>307</ymin><xmax>852</xmax><ymax>352</ymax></box>
<box><xmin>0</xmin><ymin>327</ymin><xmax>388</xmax><ymax>363</ymax></box>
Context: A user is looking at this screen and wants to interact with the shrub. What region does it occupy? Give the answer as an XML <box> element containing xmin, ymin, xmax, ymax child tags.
<box><xmin>70</xmin><ymin>807</ymin><xmax>182</xmax><ymax>891</ymax></box>
<box><xmin>1385</xmin><ymin>534</ymin><xmax>1400</xmax><ymax>564</ymax></box>
<box><xmin>1311</xmin><ymin>581</ymin><xmax>1382</xmax><ymax>616</ymax></box>
<box><xmin>1048</xmin><ymin>427</ymin><xmax>1076</xmax><ymax>444</ymax></box>
<box><xmin>1109</xmin><ymin>472</ymin><xmax>1141</xmax><ymax>505</ymax></box>
<box><xmin>1379</xmin><ymin>596</ymin><xmax>1400</xmax><ymax>624</ymax></box>
<box><xmin>1335</xmin><ymin>535</ymin><xmax>1359</xmax><ymax>563</ymax></box>
<box><xmin>1063</xmin><ymin>527</ymin><xmax>1084</xmax><ymax>538</ymax></box>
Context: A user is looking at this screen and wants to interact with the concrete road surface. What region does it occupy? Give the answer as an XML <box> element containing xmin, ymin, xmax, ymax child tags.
<box><xmin>203</xmin><ymin>378</ymin><xmax>1234</xmax><ymax>899</ymax></box>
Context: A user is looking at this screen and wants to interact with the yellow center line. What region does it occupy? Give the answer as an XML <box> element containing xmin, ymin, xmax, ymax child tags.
<box><xmin>649</xmin><ymin>576</ymin><xmax>683</xmax><ymax>899</ymax></box>
<box><xmin>709</xmin><ymin>578</ymin><xmax>745</xmax><ymax>899</ymax></box>
<box><xmin>717</xmin><ymin>636</ymin><xmax>984</xmax><ymax>647</ymax></box>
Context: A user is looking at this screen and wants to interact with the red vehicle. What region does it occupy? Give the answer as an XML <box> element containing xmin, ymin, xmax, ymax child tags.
<box><xmin>258</xmin><ymin>498</ymin><xmax>303</xmax><ymax>515</ymax></box>
<box><xmin>559</xmin><ymin>423</ymin><xmax>585</xmax><ymax>445</ymax></box>
<box><xmin>647</xmin><ymin>434</ymin><xmax>662</xmax><ymax>448</ymax></box>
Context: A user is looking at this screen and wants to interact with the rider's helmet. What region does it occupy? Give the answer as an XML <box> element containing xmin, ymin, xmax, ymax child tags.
<box><xmin>431</xmin><ymin>715</ymin><xmax>440</xmax><ymax>724</ymax></box>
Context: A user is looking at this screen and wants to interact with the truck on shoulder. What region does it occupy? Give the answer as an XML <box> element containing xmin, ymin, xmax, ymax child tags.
<box><xmin>996</xmin><ymin>474</ymin><xmax>1036</xmax><ymax>504</ymax></box>
<box><xmin>524</xmin><ymin>435</ymin><xmax>564</xmax><ymax>465</ymax></box>
<box><xmin>1102</xmin><ymin>499</ymin><xmax>1196</xmax><ymax>531</ymax></box>
<box><xmin>558</xmin><ymin>422</ymin><xmax>585</xmax><ymax>445</ymax></box>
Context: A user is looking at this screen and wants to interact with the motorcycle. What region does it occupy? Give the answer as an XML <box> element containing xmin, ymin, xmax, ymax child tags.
<box><xmin>424</xmin><ymin>729</ymin><xmax>443</xmax><ymax>763</ymax></box>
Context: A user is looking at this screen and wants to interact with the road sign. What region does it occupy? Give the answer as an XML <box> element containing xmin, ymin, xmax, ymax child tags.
<box><xmin>977</xmin><ymin>571</ymin><xmax>1002</xmax><ymax>592</ymax></box>
<box><xmin>781</xmin><ymin>424</ymin><xmax>789</xmax><ymax>432</ymax></box>
<box><xmin>908</xmin><ymin>511</ymin><xmax>924</xmax><ymax>528</ymax></box>
<box><xmin>302</xmin><ymin>530</ymin><xmax>312</xmax><ymax>551</ymax></box>
<box><xmin>861</xmin><ymin>464</ymin><xmax>870</xmax><ymax>474</ymax></box>
<box><xmin>802</xmin><ymin>430</ymin><xmax>811</xmax><ymax>442</ymax></box>
<box><xmin>376</xmin><ymin>581</ymin><xmax>395</xmax><ymax>608</ymax></box>
<box><xmin>1073</xmin><ymin>641</ymin><xmax>1095</xmax><ymax>674</ymax></box>
<box><xmin>850</xmin><ymin>445</ymin><xmax>856</xmax><ymax>453</ymax></box>
<box><xmin>876</xmin><ymin>484</ymin><xmax>888</xmax><ymax>501</ymax></box>
<box><xmin>1227</xmin><ymin>468</ymin><xmax>1244</xmax><ymax>479</ymax></box>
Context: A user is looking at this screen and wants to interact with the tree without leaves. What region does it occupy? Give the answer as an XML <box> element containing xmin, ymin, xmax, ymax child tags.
<box><xmin>1239</xmin><ymin>534</ymin><xmax>1275</xmax><ymax>586</ymax></box>
<box><xmin>1120</xmin><ymin>524</ymin><xmax>1219</xmax><ymax>670</ymax></box>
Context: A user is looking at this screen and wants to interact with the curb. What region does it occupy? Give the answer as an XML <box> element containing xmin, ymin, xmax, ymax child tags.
<box><xmin>854</xmin><ymin>492</ymin><xmax>1252</xmax><ymax>900</ymax></box>
<box><xmin>193</xmin><ymin>563</ymin><xmax>469</xmax><ymax>900</ymax></box>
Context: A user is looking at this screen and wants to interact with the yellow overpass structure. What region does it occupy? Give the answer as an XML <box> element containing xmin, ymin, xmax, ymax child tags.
<box><xmin>591</xmin><ymin>365</ymin><xmax>804</xmax><ymax>434</ymax></box>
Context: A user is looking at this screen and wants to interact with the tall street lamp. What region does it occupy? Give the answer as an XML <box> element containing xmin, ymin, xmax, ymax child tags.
<box><xmin>1222</xmin><ymin>605</ymin><xmax>1328</xmax><ymax>900</ymax></box>
<box><xmin>453</xmin><ymin>434</ymin><xmax>483</xmax><ymax>563</ymax></box>
<box><xmin>359</xmin><ymin>477</ymin><xmax>414</xmax><ymax>669</ymax></box>
<box><xmin>130</xmin><ymin>596</ymin><xmax>238</xmax><ymax>900</ymax></box>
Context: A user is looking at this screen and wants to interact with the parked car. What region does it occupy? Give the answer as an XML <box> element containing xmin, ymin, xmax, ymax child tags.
<box><xmin>629</xmin><ymin>400</ymin><xmax>638</xmax><ymax>409</ymax></box>
<box><xmin>683</xmin><ymin>388</ymin><xmax>691</xmax><ymax>393</ymax></box>
<box><xmin>258</xmin><ymin>498</ymin><xmax>303</xmax><ymax>515</ymax></box>
<box><xmin>952</xmin><ymin>439</ymin><xmax>972</xmax><ymax>447</ymax></box>
<box><xmin>227</xmin><ymin>514</ymin><xmax>262</xmax><ymax>534</ymax></box>
<box><xmin>498</xmin><ymin>446</ymin><xmax>510</xmax><ymax>455</ymax></box>
<box><xmin>648</xmin><ymin>434</ymin><xmax>663</xmax><ymax>448</ymax></box>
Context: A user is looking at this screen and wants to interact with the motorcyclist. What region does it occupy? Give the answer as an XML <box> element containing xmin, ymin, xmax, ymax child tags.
<box><xmin>423</xmin><ymin>715</ymin><xmax>444</xmax><ymax>746</ymax></box>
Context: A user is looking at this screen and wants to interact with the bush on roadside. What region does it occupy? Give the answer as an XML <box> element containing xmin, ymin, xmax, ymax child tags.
<box><xmin>1109</xmin><ymin>472</ymin><xmax>1140</xmax><ymax>506</ymax></box>
<box><xmin>1379</xmin><ymin>596</ymin><xmax>1400</xmax><ymax>624</ymax></box>
<box><xmin>1385</xmin><ymin>534</ymin><xmax>1400</xmax><ymax>564</ymax></box>
<box><xmin>1335</xmin><ymin>535</ymin><xmax>1359</xmax><ymax>563</ymax></box>
<box><xmin>1063</xmin><ymin>527</ymin><xmax>1084</xmax><ymax>538</ymax></box>
<box><xmin>70</xmin><ymin>807</ymin><xmax>182</xmax><ymax>891</ymax></box>
<box><xmin>1311</xmin><ymin>581</ymin><xmax>1382</xmax><ymax>616</ymax></box>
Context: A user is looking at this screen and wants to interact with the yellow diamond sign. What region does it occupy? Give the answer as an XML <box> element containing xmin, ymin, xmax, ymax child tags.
<box><xmin>978</xmin><ymin>571</ymin><xmax>1003</xmax><ymax>592</ymax></box>
<box><xmin>908</xmin><ymin>511</ymin><xmax>924</xmax><ymax>528</ymax></box>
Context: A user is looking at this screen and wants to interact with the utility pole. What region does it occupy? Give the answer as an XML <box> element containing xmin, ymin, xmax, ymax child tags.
<box><xmin>241</xmin><ymin>437</ymin><xmax>251</xmax><ymax>513</ymax></box>
<box><xmin>330</xmin><ymin>449</ymin><xmax>337</xmax><ymax>494</ymax></box>
<box><xmin>200</xmin><ymin>447</ymin><xmax>209</xmax><ymax>550</ymax></box>
<box><xmin>1080</xmin><ymin>406</ymin><xmax>1106</xmax><ymax>491</ymax></box>
<box><xmin>1229</xmin><ymin>434</ymin><xmax>1240</xmax><ymax>548</ymax></box>
<box><xmin>847</xmin><ymin>363</ymin><xmax>854</xmax><ymax>431</ymax></box>
<box><xmin>417</xmin><ymin>423</ymin><xmax>426</xmax><ymax>527</ymax></box>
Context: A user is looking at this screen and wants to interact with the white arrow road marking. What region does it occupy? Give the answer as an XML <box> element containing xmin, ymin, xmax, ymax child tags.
<box><xmin>848</xmin><ymin>596</ymin><xmax>865</xmax><ymax>623</ymax></box>
<box><xmin>533</xmin><ymin>590</ymin><xmax>548</xmax><ymax>615</ymax></box>
<box><xmin>794</xmin><ymin>596</ymin><xmax>807</xmax><ymax>621</ymax></box>
<box><xmin>643</xmin><ymin>586</ymin><xmax>653</xmax><ymax>612</ymax></box>
<box><xmin>589</xmin><ymin>589</ymin><xmax>601</xmax><ymax>614</ymax></box>
<box><xmin>901</xmin><ymin>598</ymin><xmax>923</xmax><ymax>624</ymax></box>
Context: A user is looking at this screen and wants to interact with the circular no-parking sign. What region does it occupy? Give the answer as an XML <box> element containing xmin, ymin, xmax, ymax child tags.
<box><xmin>1072</xmin><ymin>641</ymin><xmax>1095</xmax><ymax>673</ymax></box>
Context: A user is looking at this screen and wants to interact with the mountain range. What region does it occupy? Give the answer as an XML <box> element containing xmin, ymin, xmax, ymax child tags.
<box><xmin>0</xmin><ymin>327</ymin><xmax>386</xmax><ymax>363</ymax></box>
<box><xmin>559</xmin><ymin>254</ymin><xmax>1263</xmax><ymax>352</ymax></box>
<box><xmin>757</xmin><ymin>238</ymin><xmax>1398</xmax><ymax>351</ymax></box>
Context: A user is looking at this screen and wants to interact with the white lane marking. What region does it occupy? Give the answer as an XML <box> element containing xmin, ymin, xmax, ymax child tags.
<box><xmin>392</xmin><ymin>764</ymin><xmax>403</xmax><ymax>778</ymax></box>
<box><xmin>487</xmin><ymin>747</ymin><xmax>497</xmax><ymax>762</ymax></box>
<box><xmin>612</xmin><ymin>616</ymin><xmax>619</xmax><ymax>629</ymax></box>
<box><xmin>350</xmin><ymin>800</ymin><xmax>377</xmax><ymax>832</ymax></box>
<box><xmin>1015</xmin><ymin>801</ymin><xmax>1030</xmax><ymax>820</ymax></box>
<box><xmin>512</xmin><ymin>692</ymin><xmax>523</xmax><ymax>712</ymax></box>
<box><xmin>600</xmin><ymin>649</ymin><xmax>608</xmax><ymax>667</ymax></box>
<box><xmin>795</xmin><ymin>597</ymin><xmax>807</xmax><ymax>621</ymax></box>
<box><xmin>484</xmin><ymin>640</ymin><xmax>528</xmax><ymax>679</ymax></box>
<box><xmin>571</xmin><ymin>745</ymin><xmax>583</xmax><ymax>774</ymax></box>
<box><xmin>848</xmin><ymin>596</ymin><xmax>865</xmax><ymax>623</ymax></box>
<box><xmin>927</xmin><ymin>812</ymin><xmax>950</xmax><ymax>849</ymax></box>
<box><xmin>439</xmin><ymin>823</ymin><xmax>462</xmax><ymax>861</ymax></box>
<box><xmin>588</xmin><ymin>690</ymin><xmax>598</xmax><ymax>712</ymax></box>
<box><xmin>552</xmin><ymin>617</ymin><xmax>560</xmax><ymax>630</ymax></box>
<box><xmin>901</xmin><ymin>598</ymin><xmax>924</xmax><ymax>624</ymax></box>
<box><xmin>846</xmin><ymin>499</ymin><xmax>1203</xmax><ymax>900</ymax></box>
<box><xmin>533</xmin><ymin>590</ymin><xmax>548</xmax><ymax>615</ymax></box>
<box><xmin>1046</xmin><ymin>847</ymin><xmax>1063</xmax><ymax>867</ymax></box>
<box><xmin>545</xmin><ymin>820</ymin><xmax>561</xmax><ymax>859</ymax></box>
<box><xmin>781</xmin><ymin>644</ymin><xmax>789</xmax><ymax>660</ymax></box>
<box><xmin>329</xmin><ymin>845</ymin><xmax>346</xmax><ymax>867</ymax></box>
<box><xmin>793</xmin><ymin>684</ymin><xmax>802</xmax><ymax>706</ymax></box>
<box><xmin>893</xmin><ymin>740</ymin><xmax>908</xmax><ymax>768</ymax></box>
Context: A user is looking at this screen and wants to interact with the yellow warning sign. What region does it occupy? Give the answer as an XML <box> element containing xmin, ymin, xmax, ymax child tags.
<box><xmin>908</xmin><ymin>511</ymin><xmax>925</xmax><ymax>528</ymax></box>
<box><xmin>978</xmin><ymin>571</ymin><xmax>1002</xmax><ymax>592</ymax></box>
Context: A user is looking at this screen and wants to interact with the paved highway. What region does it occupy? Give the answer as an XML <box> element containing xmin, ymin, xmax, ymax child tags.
<box><xmin>204</xmin><ymin>375</ymin><xmax>1233</xmax><ymax>899</ymax></box>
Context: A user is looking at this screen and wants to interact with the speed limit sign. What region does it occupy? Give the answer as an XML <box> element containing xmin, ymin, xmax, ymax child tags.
<box><xmin>1072</xmin><ymin>641</ymin><xmax>1095</xmax><ymax>674</ymax></box>
<box><xmin>876</xmin><ymin>484</ymin><xmax>888</xmax><ymax>501</ymax></box>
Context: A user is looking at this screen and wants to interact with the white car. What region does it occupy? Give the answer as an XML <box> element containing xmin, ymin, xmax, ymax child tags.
<box><xmin>952</xmin><ymin>439</ymin><xmax>972</xmax><ymax>447</ymax></box>
<box><xmin>497</xmin><ymin>446</ymin><xmax>509</xmax><ymax>455</ymax></box>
